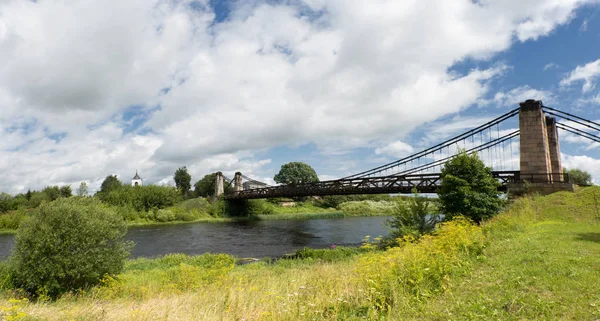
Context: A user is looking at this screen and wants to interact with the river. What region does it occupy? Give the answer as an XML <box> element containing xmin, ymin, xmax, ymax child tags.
<box><xmin>0</xmin><ymin>216</ymin><xmax>391</xmax><ymax>260</ymax></box>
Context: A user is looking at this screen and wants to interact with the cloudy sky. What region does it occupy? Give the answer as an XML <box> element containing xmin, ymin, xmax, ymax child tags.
<box><xmin>1</xmin><ymin>0</ymin><xmax>600</xmax><ymax>194</ymax></box>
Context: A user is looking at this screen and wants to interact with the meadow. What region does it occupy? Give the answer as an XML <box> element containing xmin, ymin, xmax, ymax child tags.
<box><xmin>0</xmin><ymin>187</ymin><xmax>598</xmax><ymax>320</ymax></box>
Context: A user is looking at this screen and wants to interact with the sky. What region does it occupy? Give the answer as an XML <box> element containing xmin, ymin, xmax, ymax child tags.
<box><xmin>1</xmin><ymin>0</ymin><xmax>600</xmax><ymax>194</ymax></box>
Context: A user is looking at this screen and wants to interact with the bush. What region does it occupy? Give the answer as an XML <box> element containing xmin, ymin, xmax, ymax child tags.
<box><xmin>102</xmin><ymin>185</ymin><xmax>180</xmax><ymax>212</ymax></box>
<box><xmin>387</xmin><ymin>190</ymin><xmax>440</xmax><ymax>240</ymax></box>
<box><xmin>356</xmin><ymin>216</ymin><xmax>485</xmax><ymax>305</ymax></box>
<box><xmin>7</xmin><ymin>198</ymin><xmax>133</xmax><ymax>299</ymax></box>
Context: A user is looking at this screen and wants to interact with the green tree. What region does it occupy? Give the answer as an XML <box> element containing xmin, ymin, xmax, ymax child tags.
<box><xmin>438</xmin><ymin>150</ymin><xmax>502</xmax><ymax>223</ymax></box>
<box><xmin>387</xmin><ymin>190</ymin><xmax>439</xmax><ymax>239</ymax></box>
<box><xmin>565</xmin><ymin>168</ymin><xmax>593</xmax><ymax>185</ymax></box>
<box><xmin>76</xmin><ymin>182</ymin><xmax>88</xmax><ymax>197</ymax></box>
<box><xmin>274</xmin><ymin>162</ymin><xmax>319</xmax><ymax>185</ymax></box>
<box><xmin>59</xmin><ymin>185</ymin><xmax>72</xmax><ymax>198</ymax></box>
<box><xmin>42</xmin><ymin>186</ymin><xmax>61</xmax><ymax>201</ymax></box>
<box><xmin>174</xmin><ymin>166</ymin><xmax>192</xmax><ymax>196</ymax></box>
<box><xmin>194</xmin><ymin>173</ymin><xmax>233</xmax><ymax>198</ymax></box>
<box><xmin>7</xmin><ymin>198</ymin><xmax>132</xmax><ymax>298</ymax></box>
<box><xmin>100</xmin><ymin>175</ymin><xmax>122</xmax><ymax>194</ymax></box>
<box><xmin>0</xmin><ymin>193</ymin><xmax>12</xmax><ymax>213</ymax></box>
<box><xmin>194</xmin><ymin>173</ymin><xmax>216</xmax><ymax>197</ymax></box>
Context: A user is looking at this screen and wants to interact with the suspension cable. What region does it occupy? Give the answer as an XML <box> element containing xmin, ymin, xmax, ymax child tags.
<box><xmin>343</xmin><ymin>108</ymin><xmax>520</xmax><ymax>179</ymax></box>
<box><xmin>556</xmin><ymin>123</ymin><xmax>600</xmax><ymax>144</ymax></box>
<box><xmin>395</xmin><ymin>130</ymin><xmax>520</xmax><ymax>176</ymax></box>
<box><xmin>543</xmin><ymin>106</ymin><xmax>600</xmax><ymax>131</ymax></box>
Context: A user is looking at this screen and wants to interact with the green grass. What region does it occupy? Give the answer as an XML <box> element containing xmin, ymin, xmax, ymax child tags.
<box><xmin>2</xmin><ymin>188</ymin><xmax>599</xmax><ymax>320</ymax></box>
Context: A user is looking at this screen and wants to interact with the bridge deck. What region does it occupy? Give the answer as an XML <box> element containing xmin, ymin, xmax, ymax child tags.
<box><xmin>224</xmin><ymin>171</ymin><xmax>520</xmax><ymax>200</ymax></box>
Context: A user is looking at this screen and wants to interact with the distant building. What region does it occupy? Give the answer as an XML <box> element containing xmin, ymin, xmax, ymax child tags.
<box><xmin>243</xmin><ymin>181</ymin><xmax>268</xmax><ymax>190</ymax></box>
<box><xmin>131</xmin><ymin>171</ymin><xmax>143</xmax><ymax>186</ymax></box>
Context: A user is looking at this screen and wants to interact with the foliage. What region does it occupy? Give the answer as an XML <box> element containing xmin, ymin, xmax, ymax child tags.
<box><xmin>3</xmin><ymin>188</ymin><xmax>600</xmax><ymax>319</ymax></box>
<box><xmin>0</xmin><ymin>210</ymin><xmax>27</xmax><ymax>230</ymax></box>
<box><xmin>565</xmin><ymin>168</ymin><xmax>593</xmax><ymax>185</ymax></box>
<box><xmin>438</xmin><ymin>150</ymin><xmax>503</xmax><ymax>223</ymax></box>
<box><xmin>338</xmin><ymin>200</ymin><xmax>397</xmax><ymax>216</ymax></box>
<box><xmin>193</xmin><ymin>173</ymin><xmax>233</xmax><ymax>198</ymax></box>
<box><xmin>274</xmin><ymin>162</ymin><xmax>319</xmax><ymax>185</ymax></box>
<box><xmin>98</xmin><ymin>175</ymin><xmax>123</xmax><ymax>200</ymax></box>
<box><xmin>102</xmin><ymin>185</ymin><xmax>180</xmax><ymax>213</ymax></box>
<box><xmin>76</xmin><ymin>182</ymin><xmax>88</xmax><ymax>197</ymax></box>
<box><xmin>41</xmin><ymin>186</ymin><xmax>60</xmax><ymax>201</ymax></box>
<box><xmin>6</xmin><ymin>198</ymin><xmax>132</xmax><ymax>299</ymax></box>
<box><xmin>59</xmin><ymin>185</ymin><xmax>72</xmax><ymax>198</ymax></box>
<box><xmin>291</xmin><ymin>247</ymin><xmax>370</xmax><ymax>262</ymax></box>
<box><xmin>387</xmin><ymin>190</ymin><xmax>439</xmax><ymax>239</ymax></box>
<box><xmin>174</xmin><ymin>166</ymin><xmax>192</xmax><ymax>197</ymax></box>
<box><xmin>357</xmin><ymin>216</ymin><xmax>486</xmax><ymax>305</ymax></box>
<box><xmin>194</xmin><ymin>173</ymin><xmax>216</xmax><ymax>197</ymax></box>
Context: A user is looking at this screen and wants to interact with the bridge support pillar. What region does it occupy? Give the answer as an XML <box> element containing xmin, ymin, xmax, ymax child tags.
<box><xmin>215</xmin><ymin>172</ymin><xmax>224</xmax><ymax>198</ymax></box>
<box><xmin>234</xmin><ymin>172</ymin><xmax>243</xmax><ymax>192</ymax></box>
<box><xmin>509</xmin><ymin>99</ymin><xmax>574</xmax><ymax>195</ymax></box>
<box><xmin>519</xmin><ymin>100</ymin><xmax>552</xmax><ymax>182</ymax></box>
<box><xmin>546</xmin><ymin>117</ymin><xmax>563</xmax><ymax>181</ymax></box>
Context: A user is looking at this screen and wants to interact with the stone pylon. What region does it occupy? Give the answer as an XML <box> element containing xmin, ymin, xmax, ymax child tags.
<box><xmin>234</xmin><ymin>172</ymin><xmax>243</xmax><ymax>192</ymax></box>
<box><xmin>546</xmin><ymin>116</ymin><xmax>563</xmax><ymax>181</ymax></box>
<box><xmin>518</xmin><ymin>99</ymin><xmax>562</xmax><ymax>182</ymax></box>
<box><xmin>215</xmin><ymin>172</ymin><xmax>224</xmax><ymax>197</ymax></box>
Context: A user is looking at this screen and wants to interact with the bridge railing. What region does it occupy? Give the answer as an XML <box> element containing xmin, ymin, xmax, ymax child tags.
<box><xmin>514</xmin><ymin>172</ymin><xmax>570</xmax><ymax>184</ymax></box>
<box><xmin>225</xmin><ymin>171</ymin><xmax>521</xmax><ymax>200</ymax></box>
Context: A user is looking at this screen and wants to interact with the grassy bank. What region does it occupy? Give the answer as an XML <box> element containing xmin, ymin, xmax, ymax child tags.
<box><xmin>1</xmin><ymin>188</ymin><xmax>599</xmax><ymax>320</ymax></box>
<box><xmin>0</xmin><ymin>197</ymin><xmax>407</xmax><ymax>234</ymax></box>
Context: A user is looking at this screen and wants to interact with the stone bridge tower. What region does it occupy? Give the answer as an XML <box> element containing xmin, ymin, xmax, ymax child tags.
<box><xmin>518</xmin><ymin>99</ymin><xmax>562</xmax><ymax>181</ymax></box>
<box><xmin>512</xmin><ymin>100</ymin><xmax>572</xmax><ymax>195</ymax></box>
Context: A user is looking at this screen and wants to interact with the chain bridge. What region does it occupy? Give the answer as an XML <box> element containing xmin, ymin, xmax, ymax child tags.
<box><xmin>213</xmin><ymin>100</ymin><xmax>600</xmax><ymax>200</ymax></box>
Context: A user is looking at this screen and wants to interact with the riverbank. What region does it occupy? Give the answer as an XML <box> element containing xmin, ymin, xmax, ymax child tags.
<box><xmin>1</xmin><ymin>188</ymin><xmax>598</xmax><ymax>320</ymax></box>
<box><xmin>0</xmin><ymin>197</ymin><xmax>405</xmax><ymax>234</ymax></box>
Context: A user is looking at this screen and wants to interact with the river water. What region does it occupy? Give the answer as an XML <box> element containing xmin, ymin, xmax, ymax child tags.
<box><xmin>0</xmin><ymin>216</ymin><xmax>391</xmax><ymax>260</ymax></box>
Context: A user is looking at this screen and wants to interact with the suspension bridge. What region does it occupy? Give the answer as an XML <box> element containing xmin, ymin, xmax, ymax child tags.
<box><xmin>214</xmin><ymin>100</ymin><xmax>600</xmax><ymax>200</ymax></box>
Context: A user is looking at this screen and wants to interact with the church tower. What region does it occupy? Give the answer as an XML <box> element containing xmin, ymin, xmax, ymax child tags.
<box><xmin>131</xmin><ymin>171</ymin><xmax>143</xmax><ymax>186</ymax></box>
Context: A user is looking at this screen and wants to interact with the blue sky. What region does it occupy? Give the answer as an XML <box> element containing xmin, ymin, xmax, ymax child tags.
<box><xmin>1</xmin><ymin>0</ymin><xmax>600</xmax><ymax>194</ymax></box>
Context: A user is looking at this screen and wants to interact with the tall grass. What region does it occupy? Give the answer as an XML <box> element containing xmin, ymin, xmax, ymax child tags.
<box><xmin>1</xmin><ymin>188</ymin><xmax>599</xmax><ymax>320</ymax></box>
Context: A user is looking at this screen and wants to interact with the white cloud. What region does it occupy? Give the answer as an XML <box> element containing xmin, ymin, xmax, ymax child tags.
<box><xmin>560</xmin><ymin>58</ymin><xmax>600</xmax><ymax>92</ymax></box>
<box><xmin>375</xmin><ymin>141</ymin><xmax>414</xmax><ymax>158</ymax></box>
<box><xmin>562</xmin><ymin>154</ymin><xmax>600</xmax><ymax>185</ymax></box>
<box><xmin>492</xmin><ymin>85</ymin><xmax>557</xmax><ymax>107</ymax></box>
<box><xmin>0</xmin><ymin>0</ymin><xmax>596</xmax><ymax>193</ymax></box>
<box><xmin>543</xmin><ymin>63</ymin><xmax>558</xmax><ymax>71</ymax></box>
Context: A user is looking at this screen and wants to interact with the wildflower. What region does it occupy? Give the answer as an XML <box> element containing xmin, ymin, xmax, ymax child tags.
<box><xmin>331</xmin><ymin>243</ymin><xmax>336</xmax><ymax>249</ymax></box>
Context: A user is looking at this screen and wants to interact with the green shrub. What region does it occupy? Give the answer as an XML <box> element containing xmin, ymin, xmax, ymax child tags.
<box><xmin>7</xmin><ymin>198</ymin><xmax>133</xmax><ymax>299</ymax></box>
<box><xmin>387</xmin><ymin>190</ymin><xmax>440</xmax><ymax>240</ymax></box>
<box><xmin>0</xmin><ymin>210</ymin><xmax>28</xmax><ymax>230</ymax></box>
<box><xmin>156</xmin><ymin>209</ymin><xmax>176</xmax><ymax>222</ymax></box>
<box><xmin>102</xmin><ymin>185</ymin><xmax>180</xmax><ymax>212</ymax></box>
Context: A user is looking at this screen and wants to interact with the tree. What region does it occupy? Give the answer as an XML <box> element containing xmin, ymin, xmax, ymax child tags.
<box><xmin>7</xmin><ymin>198</ymin><xmax>132</xmax><ymax>298</ymax></box>
<box><xmin>565</xmin><ymin>168</ymin><xmax>593</xmax><ymax>186</ymax></box>
<box><xmin>42</xmin><ymin>186</ymin><xmax>61</xmax><ymax>201</ymax></box>
<box><xmin>100</xmin><ymin>175</ymin><xmax>122</xmax><ymax>194</ymax></box>
<box><xmin>76</xmin><ymin>182</ymin><xmax>89</xmax><ymax>197</ymax></box>
<box><xmin>274</xmin><ymin>162</ymin><xmax>319</xmax><ymax>185</ymax></box>
<box><xmin>438</xmin><ymin>150</ymin><xmax>503</xmax><ymax>223</ymax></box>
<box><xmin>194</xmin><ymin>173</ymin><xmax>233</xmax><ymax>198</ymax></box>
<box><xmin>59</xmin><ymin>185</ymin><xmax>72</xmax><ymax>198</ymax></box>
<box><xmin>194</xmin><ymin>173</ymin><xmax>216</xmax><ymax>197</ymax></box>
<box><xmin>387</xmin><ymin>189</ymin><xmax>439</xmax><ymax>239</ymax></box>
<box><xmin>174</xmin><ymin>166</ymin><xmax>192</xmax><ymax>196</ymax></box>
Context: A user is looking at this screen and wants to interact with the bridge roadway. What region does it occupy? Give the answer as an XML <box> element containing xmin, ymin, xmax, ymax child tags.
<box><xmin>224</xmin><ymin>171</ymin><xmax>522</xmax><ymax>200</ymax></box>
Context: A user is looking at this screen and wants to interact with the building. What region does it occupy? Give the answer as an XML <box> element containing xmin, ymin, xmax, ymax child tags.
<box><xmin>131</xmin><ymin>171</ymin><xmax>143</xmax><ymax>186</ymax></box>
<box><xmin>242</xmin><ymin>180</ymin><xmax>268</xmax><ymax>190</ymax></box>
